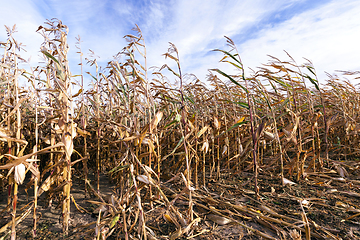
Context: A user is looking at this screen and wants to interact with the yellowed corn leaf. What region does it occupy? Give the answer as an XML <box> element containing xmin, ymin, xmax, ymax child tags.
<box><xmin>335</xmin><ymin>201</ymin><xmax>347</xmax><ymax>208</ymax></box>
<box><xmin>236</xmin><ymin>116</ymin><xmax>245</xmax><ymax>124</ymax></box>
<box><xmin>150</xmin><ymin>111</ymin><xmax>163</xmax><ymax>132</ymax></box>
<box><xmin>137</xmin><ymin>125</ymin><xmax>149</xmax><ymax>146</ymax></box>
<box><xmin>72</xmin><ymin>88</ymin><xmax>83</xmax><ymax>98</ymax></box>
<box><xmin>77</xmin><ymin>128</ymin><xmax>91</xmax><ymax>137</ymax></box>
<box><xmin>214</xmin><ymin>117</ymin><xmax>220</xmax><ymax>130</ymax></box>
<box><xmin>40</xmin><ymin>174</ymin><xmax>57</xmax><ymax>192</ymax></box>
<box><xmin>197</xmin><ymin>125</ymin><xmax>209</xmax><ymax>138</ymax></box>
<box><xmin>122</xmin><ymin>136</ymin><xmax>137</xmax><ymax>141</ymax></box>
<box><xmin>164</xmin><ymin>213</ymin><xmax>174</xmax><ymax>224</ymax></box>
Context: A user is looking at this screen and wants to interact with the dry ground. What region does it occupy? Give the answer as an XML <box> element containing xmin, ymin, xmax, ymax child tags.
<box><xmin>2</xmin><ymin>160</ymin><xmax>360</xmax><ymax>240</ymax></box>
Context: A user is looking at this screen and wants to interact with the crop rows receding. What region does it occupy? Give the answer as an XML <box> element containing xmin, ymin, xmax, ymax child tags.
<box><xmin>1</xmin><ymin>19</ymin><xmax>360</xmax><ymax>239</ymax></box>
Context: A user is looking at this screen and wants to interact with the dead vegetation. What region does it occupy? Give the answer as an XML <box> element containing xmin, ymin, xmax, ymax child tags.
<box><xmin>1</xmin><ymin>19</ymin><xmax>360</xmax><ymax>239</ymax></box>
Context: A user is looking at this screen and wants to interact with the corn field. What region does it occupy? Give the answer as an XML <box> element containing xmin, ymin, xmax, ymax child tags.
<box><xmin>1</xmin><ymin>19</ymin><xmax>360</xmax><ymax>240</ymax></box>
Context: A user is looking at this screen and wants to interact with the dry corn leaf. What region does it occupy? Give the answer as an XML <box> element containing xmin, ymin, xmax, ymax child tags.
<box><xmin>14</xmin><ymin>163</ymin><xmax>26</xmax><ymax>185</ymax></box>
<box><xmin>76</xmin><ymin>128</ymin><xmax>91</xmax><ymax>137</ymax></box>
<box><xmin>122</xmin><ymin>136</ymin><xmax>137</xmax><ymax>141</ymax></box>
<box><xmin>214</xmin><ymin>117</ymin><xmax>220</xmax><ymax>129</ymax></box>
<box><xmin>263</xmin><ymin>130</ymin><xmax>275</xmax><ymax>140</ymax></box>
<box><xmin>207</xmin><ymin>214</ymin><xmax>233</xmax><ymax>225</ymax></box>
<box><xmin>150</xmin><ymin>111</ymin><xmax>163</xmax><ymax>132</ymax></box>
<box><xmin>201</xmin><ymin>140</ymin><xmax>209</xmax><ymax>153</ymax></box>
<box><xmin>197</xmin><ymin>125</ymin><xmax>209</xmax><ymax>138</ymax></box>
<box><xmin>0</xmin><ymin>143</ymin><xmax>64</xmax><ymax>170</ymax></box>
<box><xmin>137</xmin><ymin>175</ymin><xmax>150</xmax><ymax>184</ymax></box>
<box><xmin>283</xmin><ymin>178</ymin><xmax>296</xmax><ymax>186</ymax></box>
<box><xmin>335</xmin><ymin>164</ymin><xmax>348</xmax><ymax>178</ymax></box>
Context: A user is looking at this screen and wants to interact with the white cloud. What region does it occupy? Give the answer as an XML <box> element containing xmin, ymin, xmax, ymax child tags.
<box><xmin>238</xmin><ymin>0</ymin><xmax>360</xmax><ymax>82</ymax></box>
<box><xmin>1</xmin><ymin>0</ymin><xmax>359</xmax><ymax>88</ymax></box>
<box><xmin>0</xmin><ymin>1</ymin><xmax>45</xmax><ymax>65</ymax></box>
<box><xmin>143</xmin><ymin>0</ymin><xmax>311</xmax><ymax>82</ymax></box>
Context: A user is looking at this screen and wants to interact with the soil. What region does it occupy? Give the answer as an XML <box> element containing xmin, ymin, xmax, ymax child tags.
<box><xmin>0</xmin><ymin>172</ymin><xmax>115</xmax><ymax>240</ymax></box>
<box><xmin>2</xmin><ymin>163</ymin><xmax>360</xmax><ymax>240</ymax></box>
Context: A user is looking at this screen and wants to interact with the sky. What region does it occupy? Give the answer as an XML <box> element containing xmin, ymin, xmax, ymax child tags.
<box><xmin>1</xmin><ymin>0</ymin><xmax>360</xmax><ymax>88</ymax></box>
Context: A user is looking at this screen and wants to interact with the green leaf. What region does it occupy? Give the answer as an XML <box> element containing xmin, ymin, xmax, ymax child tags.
<box><xmin>225</xmin><ymin>120</ymin><xmax>248</xmax><ymax>134</ymax></box>
<box><xmin>162</xmin><ymin>136</ymin><xmax>184</xmax><ymax>160</ymax></box>
<box><xmin>233</xmin><ymin>101</ymin><xmax>249</xmax><ymax>109</ymax></box>
<box><xmin>185</xmin><ymin>95</ymin><xmax>195</xmax><ymax>104</ymax></box>
<box><xmin>268</xmin><ymin>80</ymin><xmax>278</xmax><ymax>94</ymax></box>
<box><xmin>306</xmin><ymin>66</ymin><xmax>316</xmax><ymax>76</ymax></box>
<box><xmin>270</xmin><ymin>76</ymin><xmax>291</xmax><ymax>88</ymax></box>
<box><xmin>86</xmin><ymin>72</ymin><xmax>98</xmax><ymax>82</ymax></box>
<box><xmin>213</xmin><ymin>49</ymin><xmax>242</xmax><ymax>66</ymax></box>
<box><xmin>41</xmin><ymin>50</ymin><xmax>60</xmax><ymax>65</ymax></box>
<box><xmin>211</xmin><ymin>69</ymin><xmax>247</xmax><ymax>92</ymax></box>
<box><xmin>108</xmin><ymin>164</ymin><xmax>130</xmax><ymax>174</ymax></box>
<box><xmin>305</xmin><ymin>75</ymin><xmax>320</xmax><ymax>91</ymax></box>
<box><xmin>110</xmin><ymin>215</ymin><xmax>120</xmax><ymax>229</ymax></box>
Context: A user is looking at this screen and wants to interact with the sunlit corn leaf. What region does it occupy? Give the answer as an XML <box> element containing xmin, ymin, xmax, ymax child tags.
<box><xmin>14</xmin><ymin>163</ymin><xmax>26</xmax><ymax>185</ymax></box>
<box><xmin>289</xmin><ymin>229</ymin><xmax>301</xmax><ymax>240</ymax></box>
<box><xmin>137</xmin><ymin>175</ymin><xmax>150</xmax><ymax>184</ymax></box>
<box><xmin>222</xmin><ymin>145</ymin><xmax>228</xmax><ymax>156</ymax></box>
<box><xmin>201</xmin><ymin>140</ymin><xmax>209</xmax><ymax>153</ymax></box>
<box><xmin>150</xmin><ymin>111</ymin><xmax>163</xmax><ymax>132</ymax></box>
<box><xmin>263</xmin><ymin>131</ymin><xmax>275</xmax><ymax>140</ymax></box>
<box><xmin>76</xmin><ymin>128</ymin><xmax>91</xmax><ymax>137</ymax></box>
<box><xmin>0</xmin><ymin>143</ymin><xmax>64</xmax><ymax>170</ymax></box>
<box><xmin>196</xmin><ymin>125</ymin><xmax>209</xmax><ymax>138</ymax></box>
<box><xmin>283</xmin><ymin>178</ymin><xmax>296</xmax><ymax>186</ymax></box>
<box><xmin>213</xmin><ymin>117</ymin><xmax>220</xmax><ymax>130</ymax></box>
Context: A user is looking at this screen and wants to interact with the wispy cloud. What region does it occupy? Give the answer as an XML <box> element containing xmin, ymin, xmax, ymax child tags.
<box><xmin>238</xmin><ymin>0</ymin><xmax>360</xmax><ymax>80</ymax></box>
<box><xmin>1</xmin><ymin>0</ymin><xmax>359</xmax><ymax>86</ymax></box>
<box><xmin>0</xmin><ymin>1</ymin><xmax>46</xmax><ymax>65</ymax></box>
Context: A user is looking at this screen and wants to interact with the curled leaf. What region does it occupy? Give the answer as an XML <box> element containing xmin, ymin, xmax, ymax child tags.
<box><xmin>14</xmin><ymin>163</ymin><xmax>26</xmax><ymax>185</ymax></box>
<box><xmin>137</xmin><ymin>175</ymin><xmax>150</xmax><ymax>184</ymax></box>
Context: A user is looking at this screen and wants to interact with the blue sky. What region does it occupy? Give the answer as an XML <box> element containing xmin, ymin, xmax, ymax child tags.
<box><xmin>1</xmin><ymin>0</ymin><xmax>360</xmax><ymax>87</ymax></box>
